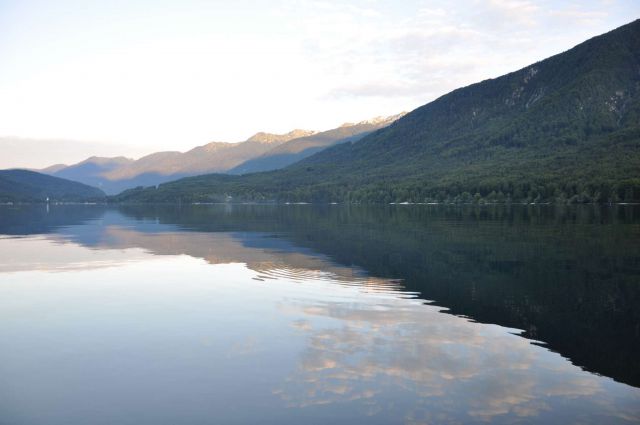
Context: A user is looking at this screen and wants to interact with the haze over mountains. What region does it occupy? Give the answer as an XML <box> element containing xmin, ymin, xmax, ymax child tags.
<box><xmin>116</xmin><ymin>19</ymin><xmax>640</xmax><ymax>204</ymax></box>
<box><xmin>40</xmin><ymin>117</ymin><xmax>402</xmax><ymax>194</ymax></box>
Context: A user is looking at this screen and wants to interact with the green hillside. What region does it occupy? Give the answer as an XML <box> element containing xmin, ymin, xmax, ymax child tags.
<box><xmin>114</xmin><ymin>20</ymin><xmax>640</xmax><ymax>204</ymax></box>
<box><xmin>0</xmin><ymin>169</ymin><xmax>106</xmax><ymax>203</ymax></box>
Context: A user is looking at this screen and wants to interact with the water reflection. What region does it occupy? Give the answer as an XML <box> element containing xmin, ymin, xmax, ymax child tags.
<box><xmin>0</xmin><ymin>204</ymin><xmax>639</xmax><ymax>424</ymax></box>
<box><xmin>277</xmin><ymin>296</ymin><xmax>636</xmax><ymax>423</ymax></box>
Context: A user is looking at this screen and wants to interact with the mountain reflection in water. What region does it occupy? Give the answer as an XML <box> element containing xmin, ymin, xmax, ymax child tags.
<box><xmin>0</xmin><ymin>204</ymin><xmax>638</xmax><ymax>425</ymax></box>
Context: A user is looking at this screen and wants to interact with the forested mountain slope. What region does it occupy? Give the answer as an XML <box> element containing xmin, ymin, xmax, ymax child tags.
<box><xmin>0</xmin><ymin>170</ymin><xmax>105</xmax><ymax>202</ymax></box>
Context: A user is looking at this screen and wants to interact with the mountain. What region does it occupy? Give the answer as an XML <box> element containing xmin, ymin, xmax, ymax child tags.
<box><xmin>50</xmin><ymin>156</ymin><xmax>134</xmax><ymax>192</ymax></box>
<box><xmin>103</xmin><ymin>129</ymin><xmax>319</xmax><ymax>182</ymax></box>
<box><xmin>43</xmin><ymin>130</ymin><xmax>314</xmax><ymax>194</ymax></box>
<box><xmin>43</xmin><ymin>120</ymin><xmax>397</xmax><ymax>195</ymax></box>
<box><xmin>229</xmin><ymin>114</ymin><xmax>405</xmax><ymax>175</ymax></box>
<box><xmin>114</xmin><ymin>19</ymin><xmax>640</xmax><ymax>204</ymax></box>
<box><xmin>0</xmin><ymin>169</ymin><xmax>105</xmax><ymax>203</ymax></box>
<box><xmin>245</xmin><ymin>129</ymin><xmax>316</xmax><ymax>144</ymax></box>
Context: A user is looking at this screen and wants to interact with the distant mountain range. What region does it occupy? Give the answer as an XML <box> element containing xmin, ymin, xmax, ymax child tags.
<box><xmin>115</xmin><ymin>19</ymin><xmax>640</xmax><ymax>204</ymax></box>
<box><xmin>228</xmin><ymin>114</ymin><xmax>405</xmax><ymax>174</ymax></box>
<box><xmin>0</xmin><ymin>169</ymin><xmax>105</xmax><ymax>203</ymax></box>
<box><xmin>41</xmin><ymin>118</ymin><xmax>402</xmax><ymax>194</ymax></box>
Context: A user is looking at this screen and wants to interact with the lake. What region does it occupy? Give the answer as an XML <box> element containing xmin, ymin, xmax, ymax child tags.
<box><xmin>0</xmin><ymin>204</ymin><xmax>639</xmax><ymax>424</ymax></box>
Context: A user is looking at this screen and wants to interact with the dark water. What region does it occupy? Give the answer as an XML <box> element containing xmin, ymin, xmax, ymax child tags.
<box><xmin>0</xmin><ymin>204</ymin><xmax>639</xmax><ymax>424</ymax></box>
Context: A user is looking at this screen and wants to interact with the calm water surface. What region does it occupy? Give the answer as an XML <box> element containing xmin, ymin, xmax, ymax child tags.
<box><xmin>0</xmin><ymin>204</ymin><xmax>639</xmax><ymax>424</ymax></box>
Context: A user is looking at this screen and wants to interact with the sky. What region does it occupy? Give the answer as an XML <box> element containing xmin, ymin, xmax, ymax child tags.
<box><xmin>1</xmin><ymin>0</ymin><xmax>639</xmax><ymax>168</ymax></box>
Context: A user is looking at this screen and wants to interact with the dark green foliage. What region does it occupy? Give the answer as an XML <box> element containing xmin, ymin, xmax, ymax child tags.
<box><xmin>0</xmin><ymin>169</ymin><xmax>106</xmax><ymax>202</ymax></box>
<box><xmin>113</xmin><ymin>20</ymin><xmax>640</xmax><ymax>204</ymax></box>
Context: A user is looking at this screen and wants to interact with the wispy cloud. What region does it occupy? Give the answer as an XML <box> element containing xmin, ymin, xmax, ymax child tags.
<box><xmin>289</xmin><ymin>0</ymin><xmax>625</xmax><ymax>106</ymax></box>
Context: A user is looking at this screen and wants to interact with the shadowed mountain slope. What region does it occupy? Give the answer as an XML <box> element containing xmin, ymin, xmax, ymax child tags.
<box><xmin>0</xmin><ymin>169</ymin><xmax>105</xmax><ymax>202</ymax></box>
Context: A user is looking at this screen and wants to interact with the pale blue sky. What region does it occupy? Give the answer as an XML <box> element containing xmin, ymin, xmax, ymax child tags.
<box><xmin>1</xmin><ymin>0</ymin><xmax>639</xmax><ymax>168</ymax></box>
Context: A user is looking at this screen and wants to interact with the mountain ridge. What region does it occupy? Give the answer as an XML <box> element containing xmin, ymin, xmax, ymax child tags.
<box><xmin>245</xmin><ymin>129</ymin><xmax>316</xmax><ymax>143</ymax></box>
<box><xmin>42</xmin><ymin>118</ymin><xmax>400</xmax><ymax>194</ymax></box>
<box><xmin>229</xmin><ymin>113</ymin><xmax>405</xmax><ymax>175</ymax></box>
